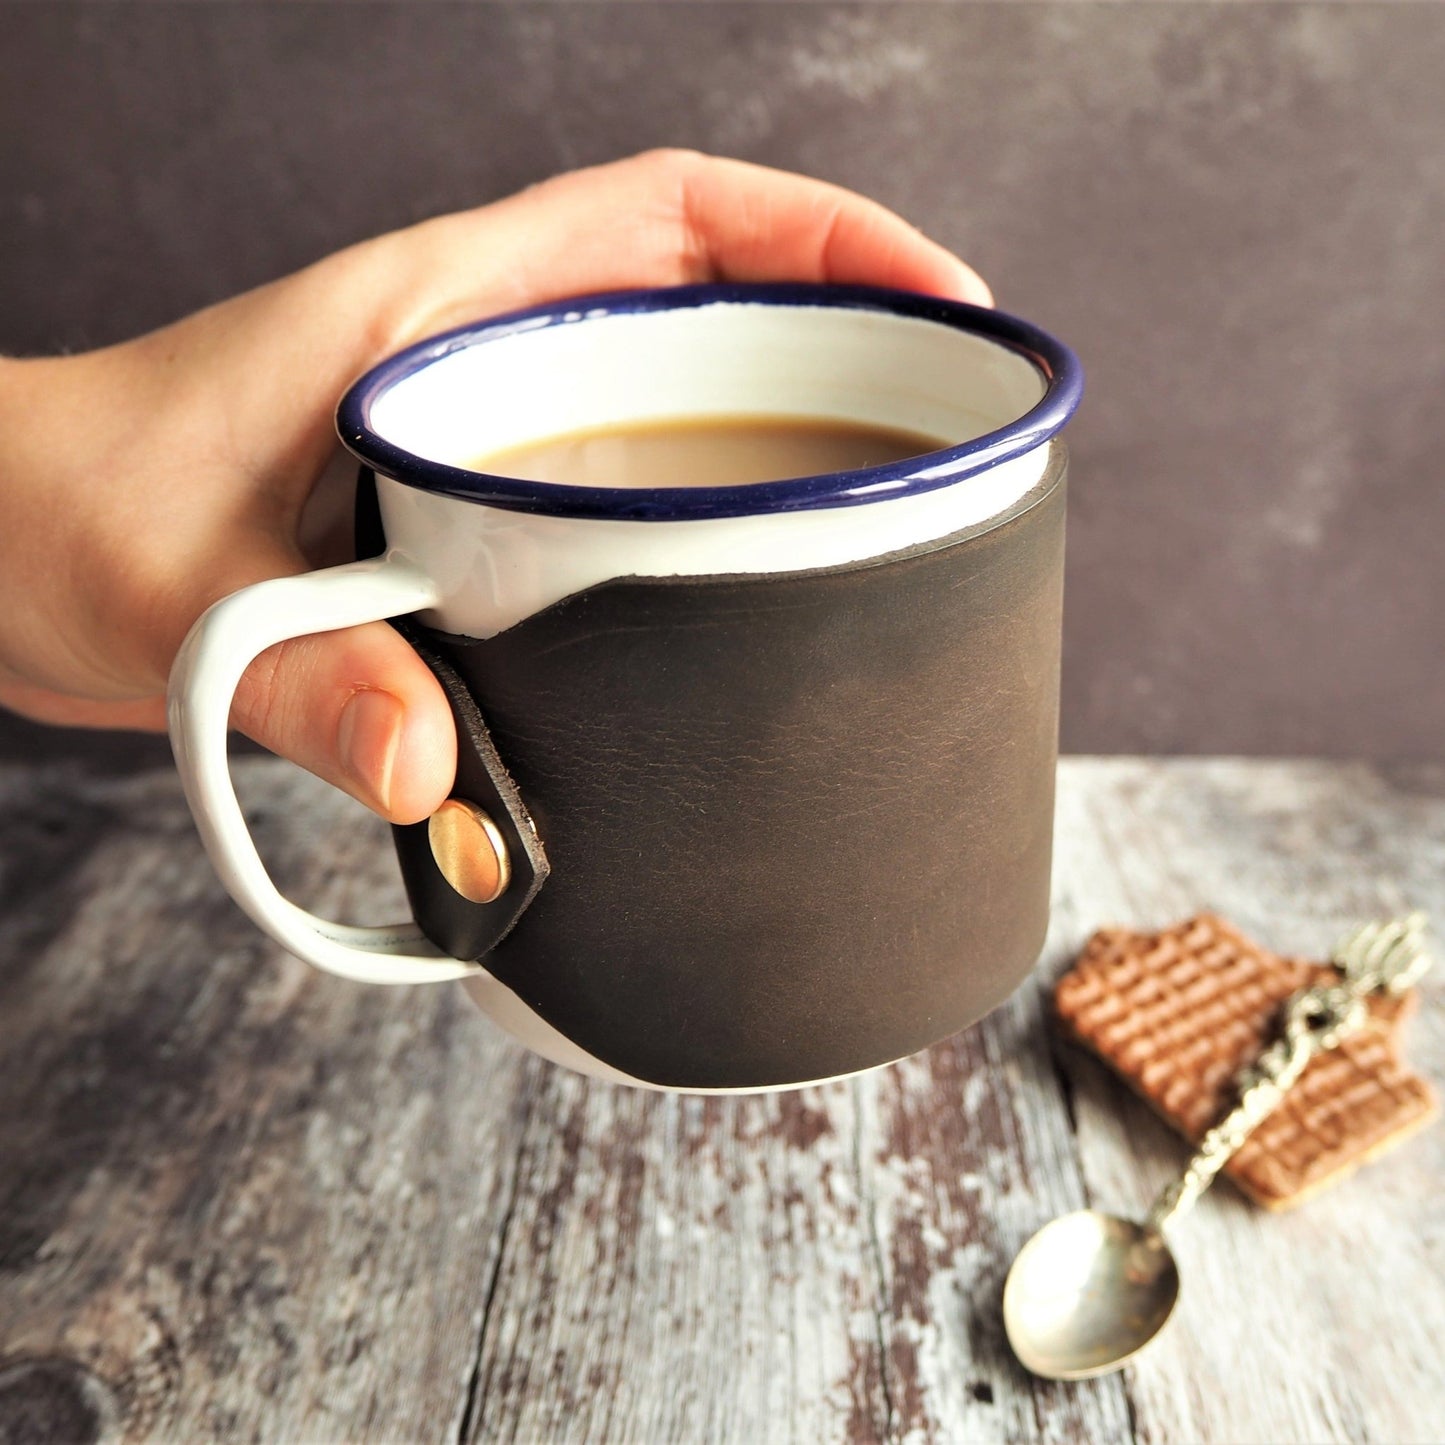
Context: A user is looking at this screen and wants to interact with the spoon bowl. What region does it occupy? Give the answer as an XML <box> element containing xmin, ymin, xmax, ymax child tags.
<box><xmin>1003</xmin><ymin>1210</ymin><xmax>1180</xmax><ymax>1380</ymax></box>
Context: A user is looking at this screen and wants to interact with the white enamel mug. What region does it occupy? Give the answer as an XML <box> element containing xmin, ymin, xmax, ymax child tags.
<box><xmin>168</xmin><ymin>283</ymin><xmax>1082</xmax><ymax>1091</ymax></box>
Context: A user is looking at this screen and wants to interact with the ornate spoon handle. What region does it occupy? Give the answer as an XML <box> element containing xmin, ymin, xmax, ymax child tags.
<box><xmin>1145</xmin><ymin>981</ymin><xmax>1368</xmax><ymax>1235</ymax></box>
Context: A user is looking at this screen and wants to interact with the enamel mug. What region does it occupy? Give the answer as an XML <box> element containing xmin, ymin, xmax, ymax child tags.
<box><xmin>168</xmin><ymin>283</ymin><xmax>1082</xmax><ymax>1092</ymax></box>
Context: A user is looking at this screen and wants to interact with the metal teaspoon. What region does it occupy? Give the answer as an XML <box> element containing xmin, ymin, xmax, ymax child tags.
<box><xmin>1003</xmin><ymin>914</ymin><xmax>1429</xmax><ymax>1381</ymax></box>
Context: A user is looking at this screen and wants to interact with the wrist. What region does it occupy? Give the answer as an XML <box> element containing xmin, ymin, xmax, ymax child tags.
<box><xmin>0</xmin><ymin>346</ymin><xmax>154</xmax><ymax>693</ymax></box>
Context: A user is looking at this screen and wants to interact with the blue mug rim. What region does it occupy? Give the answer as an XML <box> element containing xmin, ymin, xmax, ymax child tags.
<box><xmin>335</xmin><ymin>281</ymin><xmax>1083</xmax><ymax>522</ymax></box>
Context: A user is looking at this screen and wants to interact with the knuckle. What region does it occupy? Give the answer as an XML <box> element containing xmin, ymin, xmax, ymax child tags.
<box><xmin>231</xmin><ymin>637</ymin><xmax>302</xmax><ymax>744</ymax></box>
<box><xmin>630</xmin><ymin>147</ymin><xmax>708</xmax><ymax>183</ymax></box>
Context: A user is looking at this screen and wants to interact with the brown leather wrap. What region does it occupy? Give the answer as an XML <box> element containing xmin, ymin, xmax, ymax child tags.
<box><xmin>365</xmin><ymin>445</ymin><xmax>1066</xmax><ymax>1088</ymax></box>
<box><xmin>389</xmin><ymin>621</ymin><xmax>551</xmax><ymax>957</ymax></box>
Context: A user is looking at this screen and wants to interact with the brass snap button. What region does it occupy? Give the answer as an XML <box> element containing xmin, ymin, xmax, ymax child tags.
<box><xmin>427</xmin><ymin>799</ymin><xmax>511</xmax><ymax>905</ymax></box>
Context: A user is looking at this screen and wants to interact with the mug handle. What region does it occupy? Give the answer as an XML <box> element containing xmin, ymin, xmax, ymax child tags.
<box><xmin>166</xmin><ymin>551</ymin><xmax>482</xmax><ymax>985</ymax></box>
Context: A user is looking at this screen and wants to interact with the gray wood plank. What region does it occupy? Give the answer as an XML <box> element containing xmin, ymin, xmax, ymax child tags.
<box><xmin>0</xmin><ymin>760</ymin><xmax>530</xmax><ymax>1444</ymax></box>
<box><xmin>0</xmin><ymin>757</ymin><xmax>1441</xmax><ymax>1444</ymax></box>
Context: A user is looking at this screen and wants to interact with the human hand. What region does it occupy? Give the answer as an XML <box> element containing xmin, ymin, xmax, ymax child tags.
<box><xmin>0</xmin><ymin>150</ymin><xmax>990</xmax><ymax>823</ymax></box>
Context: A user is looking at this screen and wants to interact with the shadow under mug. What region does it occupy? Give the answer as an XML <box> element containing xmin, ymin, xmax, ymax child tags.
<box><xmin>167</xmin><ymin>283</ymin><xmax>1082</xmax><ymax>1093</ymax></box>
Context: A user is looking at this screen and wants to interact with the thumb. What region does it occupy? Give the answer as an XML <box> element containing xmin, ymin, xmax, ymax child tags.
<box><xmin>222</xmin><ymin>557</ymin><xmax>457</xmax><ymax>826</ymax></box>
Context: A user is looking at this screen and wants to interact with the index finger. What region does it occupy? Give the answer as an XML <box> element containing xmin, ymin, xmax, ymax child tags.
<box><xmin>394</xmin><ymin>149</ymin><xmax>992</xmax><ymax>343</ymax></box>
<box><xmin>660</xmin><ymin>150</ymin><xmax>993</xmax><ymax>303</ymax></box>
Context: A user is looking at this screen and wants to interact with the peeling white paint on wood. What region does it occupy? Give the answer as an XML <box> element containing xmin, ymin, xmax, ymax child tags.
<box><xmin>1</xmin><ymin>757</ymin><xmax>1441</xmax><ymax>1442</ymax></box>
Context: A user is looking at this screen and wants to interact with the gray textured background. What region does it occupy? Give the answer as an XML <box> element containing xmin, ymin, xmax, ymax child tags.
<box><xmin>2</xmin><ymin>2</ymin><xmax>1442</xmax><ymax>766</ymax></box>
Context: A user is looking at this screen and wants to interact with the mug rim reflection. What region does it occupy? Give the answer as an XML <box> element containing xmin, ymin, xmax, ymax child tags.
<box><xmin>336</xmin><ymin>281</ymin><xmax>1083</xmax><ymax>522</ymax></box>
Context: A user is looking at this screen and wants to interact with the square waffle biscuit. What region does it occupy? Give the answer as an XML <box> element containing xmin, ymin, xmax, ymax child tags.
<box><xmin>1055</xmin><ymin>915</ymin><xmax>1438</xmax><ymax>1210</ymax></box>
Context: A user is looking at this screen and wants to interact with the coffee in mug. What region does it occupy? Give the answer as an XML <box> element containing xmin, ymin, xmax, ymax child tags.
<box><xmin>470</xmin><ymin>414</ymin><xmax>946</xmax><ymax>489</ymax></box>
<box><xmin>168</xmin><ymin>283</ymin><xmax>1083</xmax><ymax>1093</ymax></box>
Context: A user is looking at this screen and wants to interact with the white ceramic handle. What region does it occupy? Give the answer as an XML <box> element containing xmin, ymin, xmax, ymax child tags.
<box><xmin>166</xmin><ymin>552</ymin><xmax>482</xmax><ymax>985</ymax></box>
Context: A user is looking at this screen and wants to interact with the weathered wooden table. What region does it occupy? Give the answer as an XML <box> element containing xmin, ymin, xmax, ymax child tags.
<box><xmin>1</xmin><ymin>757</ymin><xmax>1441</xmax><ymax>1444</ymax></box>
